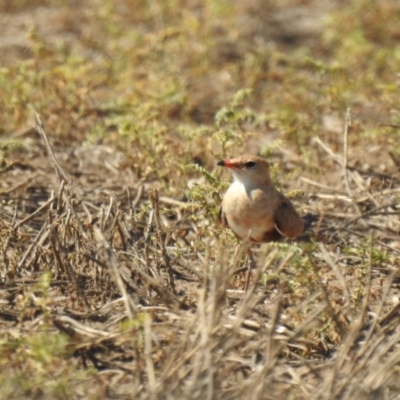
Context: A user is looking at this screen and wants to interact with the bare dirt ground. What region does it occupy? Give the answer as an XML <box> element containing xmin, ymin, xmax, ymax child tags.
<box><xmin>1</xmin><ymin>1</ymin><xmax>400</xmax><ymax>399</ymax></box>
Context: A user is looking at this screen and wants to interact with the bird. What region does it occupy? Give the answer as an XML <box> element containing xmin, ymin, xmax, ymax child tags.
<box><xmin>217</xmin><ymin>154</ymin><xmax>304</xmax><ymax>288</ymax></box>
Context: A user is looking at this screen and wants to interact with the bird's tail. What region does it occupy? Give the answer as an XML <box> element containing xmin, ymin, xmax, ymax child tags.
<box><xmin>302</xmin><ymin>213</ymin><xmax>320</xmax><ymax>232</ymax></box>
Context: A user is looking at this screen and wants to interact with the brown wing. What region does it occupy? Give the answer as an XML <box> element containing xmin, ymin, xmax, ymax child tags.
<box><xmin>260</xmin><ymin>228</ymin><xmax>285</xmax><ymax>243</ymax></box>
<box><xmin>273</xmin><ymin>196</ymin><xmax>304</xmax><ymax>239</ymax></box>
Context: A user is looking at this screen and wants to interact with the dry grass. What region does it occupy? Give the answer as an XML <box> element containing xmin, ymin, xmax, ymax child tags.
<box><xmin>1</xmin><ymin>0</ymin><xmax>400</xmax><ymax>399</ymax></box>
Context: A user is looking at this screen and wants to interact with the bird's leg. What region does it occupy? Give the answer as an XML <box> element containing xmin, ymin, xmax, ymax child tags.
<box><xmin>244</xmin><ymin>231</ymin><xmax>257</xmax><ymax>291</ymax></box>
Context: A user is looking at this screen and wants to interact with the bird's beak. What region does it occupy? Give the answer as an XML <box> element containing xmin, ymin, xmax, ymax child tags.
<box><xmin>217</xmin><ymin>159</ymin><xmax>237</xmax><ymax>168</ymax></box>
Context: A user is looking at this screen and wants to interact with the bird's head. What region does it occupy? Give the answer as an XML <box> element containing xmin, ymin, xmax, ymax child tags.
<box><xmin>217</xmin><ymin>155</ymin><xmax>272</xmax><ymax>187</ymax></box>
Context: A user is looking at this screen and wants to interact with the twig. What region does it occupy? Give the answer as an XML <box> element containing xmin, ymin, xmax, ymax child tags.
<box><xmin>116</xmin><ymin>212</ymin><xmax>130</xmax><ymax>251</ymax></box>
<box><xmin>343</xmin><ymin>108</ymin><xmax>352</xmax><ymax>197</ymax></box>
<box><xmin>313</xmin><ymin>127</ymin><xmax>374</xmax><ymax>212</ymax></box>
<box><xmin>3</xmin><ymin>173</ymin><xmax>39</xmax><ymax>194</ymax></box>
<box><xmin>49</xmin><ymin>224</ymin><xmax>90</xmax><ymax>311</ymax></box>
<box><xmin>18</xmin><ymin>222</ymin><xmax>48</xmax><ymax>270</ymax></box>
<box><xmin>132</xmin><ymin>184</ymin><xmax>144</xmax><ymax>210</ymax></box>
<box><xmin>35</xmin><ymin>113</ymin><xmax>69</xmax><ymax>183</ymax></box>
<box><xmin>144</xmin><ymin>316</ymin><xmax>157</xmax><ymax>398</ymax></box>
<box><xmin>379</xmin><ymin>299</ymin><xmax>400</xmax><ymax>327</ymax></box>
<box><xmin>342</xmin><ymin>226</ymin><xmax>400</xmax><ymax>255</ymax></box>
<box><xmin>49</xmin><ymin>224</ymin><xmax>76</xmax><ymax>281</ymax></box>
<box><xmin>307</xmin><ymin>253</ymin><xmax>348</xmax><ymax>337</ymax></box>
<box><xmin>340</xmin><ymin>202</ymin><xmax>397</xmax><ymax>229</ymax></box>
<box><xmin>159</xmin><ymin>195</ymin><xmax>200</xmax><ymax>209</ymax></box>
<box><xmin>103</xmin><ymin>196</ymin><xmax>114</xmax><ymax>229</ymax></box>
<box><xmin>13</xmin><ymin>195</ymin><xmax>56</xmax><ymax>231</ymax></box>
<box><xmin>300</xmin><ymin>177</ymin><xmax>348</xmax><ymax>194</ymax></box>
<box><xmin>94</xmin><ymin>227</ymin><xmax>136</xmax><ymax>319</ymax></box>
<box><xmin>148</xmin><ymin>189</ymin><xmax>176</xmax><ymax>294</ymax></box>
<box><xmin>318</xmin><ymin>243</ymin><xmax>351</xmax><ymax>312</ymax></box>
<box><xmin>54</xmin><ymin>315</ymin><xmax>117</xmax><ymax>338</ymax></box>
<box><xmin>57</xmin><ymin>180</ymin><xmax>66</xmax><ymax>213</ymax></box>
<box><xmin>65</xmin><ymin>194</ymin><xmax>88</xmax><ymax>239</ymax></box>
<box><xmin>233</xmin><ymin>248</ymin><xmax>279</xmax><ymax>331</ymax></box>
<box><xmin>326</xmin><ymin>238</ymin><xmax>375</xmax><ymax>398</ymax></box>
<box><xmin>312</xmin><ymin>136</ymin><xmax>343</xmax><ymax>167</ymax></box>
<box><xmin>356</xmin><ymin>235</ymin><xmax>377</xmax><ymax>344</ymax></box>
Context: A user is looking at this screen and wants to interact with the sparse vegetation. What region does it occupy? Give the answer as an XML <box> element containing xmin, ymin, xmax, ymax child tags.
<box><xmin>1</xmin><ymin>0</ymin><xmax>400</xmax><ymax>399</ymax></box>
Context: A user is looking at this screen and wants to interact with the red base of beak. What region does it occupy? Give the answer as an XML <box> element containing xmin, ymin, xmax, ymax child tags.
<box><xmin>217</xmin><ymin>159</ymin><xmax>237</xmax><ymax>168</ymax></box>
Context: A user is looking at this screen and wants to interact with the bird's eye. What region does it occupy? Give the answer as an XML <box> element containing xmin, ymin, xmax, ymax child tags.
<box><xmin>244</xmin><ymin>161</ymin><xmax>256</xmax><ymax>169</ymax></box>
